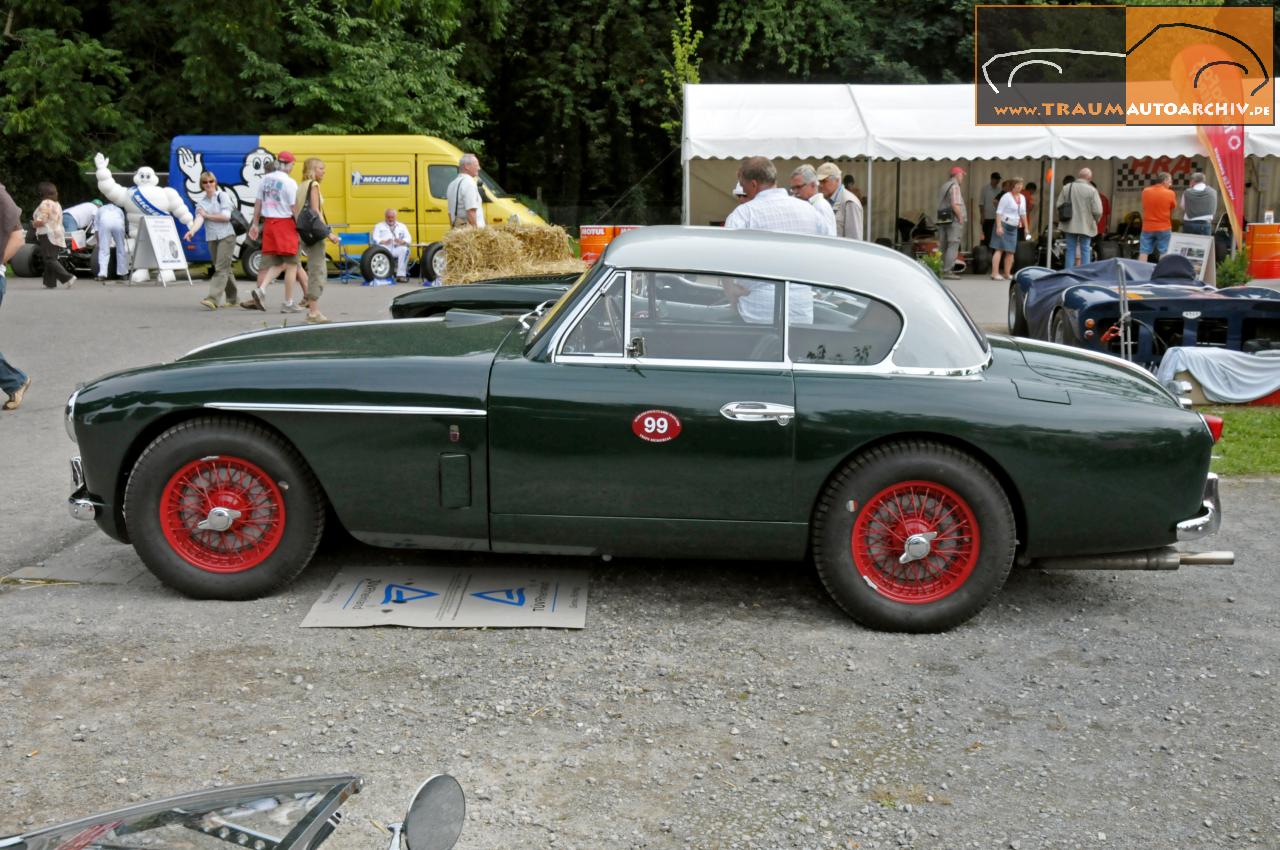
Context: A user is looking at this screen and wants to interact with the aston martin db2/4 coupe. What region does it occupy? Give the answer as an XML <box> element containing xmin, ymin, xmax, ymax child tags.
<box><xmin>66</xmin><ymin>227</ymin><xmax>1229</xmax><ymax>631</ymax></box>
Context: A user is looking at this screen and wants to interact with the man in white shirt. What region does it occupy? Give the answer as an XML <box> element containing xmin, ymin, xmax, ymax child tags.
<box><xmin>63</xmin><ymin>201</ymin><xmax>99</xmax><ymax>235</ymax></box>
<box><xmin>93</xmin><ymin>202</ymin><xmax>128</xmax><ymax>281</ymax></box>
<box><xmin>445</xmin><ymin>153</ymin><xmax>486</xmax><ymax>229</ymax></box>
<box><xmin>372</xmin><ymin>209</ymin><xmax>413</xmax><ymax>280</ymax></box>
<box><xmin>724</xmin><ymin>157</ymin><xmax>831</xmax><ymax>323</ymax></box>
<box><xmin>789</xmin><ymin>165</ymin><xmax>838</xmax><ymax>236</ymax></box>
<box><xmin>245</xmin><ymin>151</ymin><xmax>300</xmax><ymax>310</ymax></box>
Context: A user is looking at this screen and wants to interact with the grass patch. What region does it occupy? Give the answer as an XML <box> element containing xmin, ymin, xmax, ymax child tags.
<box><xmin>1202</xmin><ymin>405</ymin><xmax>1280</xmax><ymax>477</ymax></box>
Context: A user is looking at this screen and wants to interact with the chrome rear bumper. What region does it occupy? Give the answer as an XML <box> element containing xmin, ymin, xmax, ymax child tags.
<box><xmin>1176</xmin><ymin>473</ymin><xmax>1222</xmax><ymax>541</ymax></box>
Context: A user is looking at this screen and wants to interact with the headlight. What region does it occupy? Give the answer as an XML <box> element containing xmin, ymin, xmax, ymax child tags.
<box><xmin>65</xmin><ymin>388</ymin><xmax>79</xmax><ymax>443</ymax></box>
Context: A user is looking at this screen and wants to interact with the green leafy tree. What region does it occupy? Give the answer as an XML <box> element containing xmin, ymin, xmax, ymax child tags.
<box><xmin>661</xmin><ymin>0</ymin><xmax>703</xmax><ymax>137</ymax></box>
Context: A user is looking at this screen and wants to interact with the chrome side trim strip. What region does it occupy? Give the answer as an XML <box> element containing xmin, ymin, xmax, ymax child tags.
<box><xmin>205</xmin><ymin>402</ymin><xmax>486</xmax><ymax>417</ymax></box>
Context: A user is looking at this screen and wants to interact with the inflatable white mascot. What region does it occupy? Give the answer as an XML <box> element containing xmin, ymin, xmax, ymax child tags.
<box><xmin>94</xmin><ymin>152</ymin><xmax>194</xmax><ymax>284</ymax></box>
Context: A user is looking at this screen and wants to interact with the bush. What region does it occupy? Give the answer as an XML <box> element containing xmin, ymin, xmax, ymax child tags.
<box><xmin>917</xmin><ymin>250</ymin><xmax>944</xmax><ymax>279</ymax></box>
<box><xmin>1216</xmin><ymin>245</ymin><xmax>1250</xmax><ymax>288</ymax></box>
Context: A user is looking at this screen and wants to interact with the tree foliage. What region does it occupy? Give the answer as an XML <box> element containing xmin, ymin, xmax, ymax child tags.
<box><xmin>0</xmin><ymin>0</ymin><xmax>981</xmax><ymax>221</ymax></box>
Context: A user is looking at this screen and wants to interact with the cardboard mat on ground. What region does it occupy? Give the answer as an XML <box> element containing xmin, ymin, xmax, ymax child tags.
<box><xmin>302</xmin><ymin>566</ymin><xmax>588</xmax><ymax>628</ymax></box>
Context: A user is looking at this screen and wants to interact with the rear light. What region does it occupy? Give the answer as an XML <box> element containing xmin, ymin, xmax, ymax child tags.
<box><xmin>1084</xmin><ymin>318</ymin><xmax>1095</xmax><ymax>329</ymax></box>
<box><xmin>1202</xmin><ymin>413</ymin><xmax>1224</xmax><ymax>443</ymax></box>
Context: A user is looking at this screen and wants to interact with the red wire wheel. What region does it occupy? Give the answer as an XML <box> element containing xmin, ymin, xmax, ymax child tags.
<box><xmin>850</xmin><ymin>479</ymin><xmax>980</xmax><ymax>604</ymax></box>
<box><xmin>159</xmin><ymin>455</ymin><xmax>286</xmax><ymax>573</ymax></box>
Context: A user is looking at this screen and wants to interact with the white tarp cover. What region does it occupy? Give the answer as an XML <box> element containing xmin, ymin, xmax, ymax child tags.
<box><xmin>683</xmin><ymin>84</ymin><xmax>1280</xmax><ymax>162</ymax></box>
<box><xmin>1155</xmin><ymin>348</ymin><xmax>1280</xmax><ymax>404</ymax></box>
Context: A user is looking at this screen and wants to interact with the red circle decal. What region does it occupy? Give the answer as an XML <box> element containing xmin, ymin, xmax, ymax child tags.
<box><xmin>632</xmin><ymin>409</ymin><xmax>682</xmax><ymax>443</ymax></box>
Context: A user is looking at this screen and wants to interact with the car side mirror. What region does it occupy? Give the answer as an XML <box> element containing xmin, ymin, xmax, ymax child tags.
<box><xmin>626</xmin><ymin>336</ymin><xmax>646</xmax><ymax>358</ymax></box>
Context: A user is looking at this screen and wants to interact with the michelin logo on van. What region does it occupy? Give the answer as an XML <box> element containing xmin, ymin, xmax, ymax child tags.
<box><xmin>351</xmin><ymin>170</ymin><xmax>410</xmax><ymax>186</ymax></box>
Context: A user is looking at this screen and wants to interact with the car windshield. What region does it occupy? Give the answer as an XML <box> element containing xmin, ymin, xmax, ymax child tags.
<box><xmin>479</xmin><ymin>170</ymin><xmax>509</xmax><ymax>198</ymax></box>
<box><xmin>525</xmin><ymin>267</ymin><xmax>598</xmax><ymax>344</ymax></box>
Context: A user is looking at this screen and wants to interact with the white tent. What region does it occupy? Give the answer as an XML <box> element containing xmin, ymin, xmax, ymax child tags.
<box><xmin>682</xmin><ymin>83</ymin><xmax>1280</xmax><ymax>242</ymax></box>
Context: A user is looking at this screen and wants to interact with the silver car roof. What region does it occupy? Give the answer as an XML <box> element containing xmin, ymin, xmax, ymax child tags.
<box><xmin>601</xmin><ymin>226</ymin><xmax>989</xmax><ymax>373</ymax></box>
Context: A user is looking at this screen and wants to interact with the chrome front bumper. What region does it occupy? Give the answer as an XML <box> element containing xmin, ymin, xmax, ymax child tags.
<box><xmin>68</xmin><ymin>456</ymin><xmax>101</xmax><ymax>521</ymax></box>
<box><xmin>1176</xmin><ymin>473</ymin><xmax>1222</xmax><ymax>541</ymax></box>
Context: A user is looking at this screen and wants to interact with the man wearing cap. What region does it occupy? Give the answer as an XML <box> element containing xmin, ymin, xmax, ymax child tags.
<box><xmin>816</xmin><ymin>162</ymin><xmax>863</xmax><ymax>240</ymax></box>
<box><xmin>979</xmin><ymin>171</ymin><xmax>1001</xmax><ymax>247</ymax></box>
<box><xmin>937</xmin><ymin>167</ymin><xmax>966</xmax><ymax>280</ymax></box>
<box><xmin>244</xmin><ymin>150</ymin><xmax>300</xmax><ymax>310</ymax></box>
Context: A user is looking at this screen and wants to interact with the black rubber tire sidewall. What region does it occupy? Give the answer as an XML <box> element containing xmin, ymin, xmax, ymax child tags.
<box><xmin>361</xmin><ymin>246</ymin><xmax>392</xmax><ymax>281</ymax></box>
<box><xmin>811</xmin><ymin>441</ymin><xmax>1016</xmax><ymax>633</ymax></box>
<box><xmin>1007</xmin><ymin>283</ymin><xmax>1028</xmax><ymax>335</ymax></box>
<box><xmin>1050</xmin><ymin>309</ymin><xmax>1079</xmax><ymax>346</ymax></box>
<box><xmin>424</xmin><ymin>243</ymin><xmax>445</xmax><ymax>282</ymax></box>
<box><xmin>9</xmin><ymin>244</ymin><xmax>38</xmax><ymax>278</ymax></box>
<box><xmin>123</xmin><ymin>417</ymin><xmax>325</xmax><ymax>600</ymax></box>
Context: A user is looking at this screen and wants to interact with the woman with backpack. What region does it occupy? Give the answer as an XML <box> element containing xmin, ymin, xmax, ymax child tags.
<box><xmin>30</xmin><ymin>182</ymin><xmax>77</xmax><ymax>290</ymax></box>
<box><xmin>184</xmin><ymin>171</ymin><xmax>239</xmax><ymax>309</ymax></box>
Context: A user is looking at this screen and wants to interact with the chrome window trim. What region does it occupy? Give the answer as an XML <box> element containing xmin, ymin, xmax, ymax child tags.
<box><xmin>546</xmin><ymin>267</ymin><xmax>993</xmax><ymax>375</ymax></box>
<box><xmin>205</xmin><ymin>402</ymin><xmax>486</xmax><ymax>416</ymax></box>
<box><xmin>552</xmin><ymin>269</ymin><xmax>628</xmax><ymax>361</ymax></box>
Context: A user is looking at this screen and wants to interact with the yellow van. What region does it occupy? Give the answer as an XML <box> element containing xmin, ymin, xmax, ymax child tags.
<box><xmin>168</xmin><ymin>134</ymin><xmax>545</xmax><ymax>280</ymax></box>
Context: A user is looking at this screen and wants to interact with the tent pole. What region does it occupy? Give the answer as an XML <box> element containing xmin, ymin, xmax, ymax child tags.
<box><xmin>866</xmin><ymin>158</ymin><xmax>873</xmax><ymax>240</ymax></box>
<box><xmin>681</xmin><ymin>83</ymin><xmax>690</xmax><ymax>225</ymax></box>
<box><xmin>1046</xmin><ymin>158</ymin><xmax>1056</xmax><ymax>268</ymax></box>
<box><xmin>894</xmin><ymin>162</ymin><xmax>901</xmax><ymax>249</ymax></box>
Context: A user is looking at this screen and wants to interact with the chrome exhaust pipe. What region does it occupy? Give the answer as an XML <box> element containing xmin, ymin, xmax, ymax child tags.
<box><xmin>1033</xmin><ymin>547</ymin><xmax>1234</xmax><ymax>571</ymax></box>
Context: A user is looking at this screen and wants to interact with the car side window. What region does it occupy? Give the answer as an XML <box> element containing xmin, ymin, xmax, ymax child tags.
<box><xmin>787</xmin><ymin>285</ymin><xmax>903</xmax><ymax>366</ymax></box>
<box><xmin>428</xmin><ymin>165</ymin><xmax>457</xmax><ymax>199</ymax></box>
<box><xmin>627</xmin><ymin>270</ymin><xmax>785</xmax><ymax>362</ymax></box>
<box><xmin>560</xmin><ymin>273</ymin><xmax>624</xmax><ymax>356</ymax></box>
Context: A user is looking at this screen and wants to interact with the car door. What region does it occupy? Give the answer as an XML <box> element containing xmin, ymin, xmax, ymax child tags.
<box><xmin>487</xmin><ymin>269</ymin><xmax>799</xmax><ymax>557</ymax></box>
<box><xmin>349</xmin><ymin>155</ymin><xmax>415</xmax><ymax>237</ymax></box>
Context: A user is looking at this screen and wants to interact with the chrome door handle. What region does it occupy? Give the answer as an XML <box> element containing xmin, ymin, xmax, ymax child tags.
<box><xmin>719</xmin><ymin>401</ymin><xmax>795</xmax><ymax>426</ymax></box>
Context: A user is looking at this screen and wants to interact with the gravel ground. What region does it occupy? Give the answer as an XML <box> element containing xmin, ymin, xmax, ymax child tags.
<box><xmin>3</xmin><ymin>479</ymin><xmax>1278</xmax><ymax>850</ymax></box>
<box><xmin>1</xmin><ymin>275</ymin><xmax>1277</xmax><ymax>850</ymax></box>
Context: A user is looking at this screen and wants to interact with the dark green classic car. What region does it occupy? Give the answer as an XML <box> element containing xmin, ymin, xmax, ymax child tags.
<box><xmin>66</xmin><ymin>227</ymin><xmax>1230</xmax><ymax>631</ymax></box>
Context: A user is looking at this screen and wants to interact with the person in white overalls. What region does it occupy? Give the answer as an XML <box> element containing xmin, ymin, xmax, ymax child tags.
<box><xmin>94</xmin><ymin>202</ymin><xmax>128</xmax><ymax>280</ymax></box>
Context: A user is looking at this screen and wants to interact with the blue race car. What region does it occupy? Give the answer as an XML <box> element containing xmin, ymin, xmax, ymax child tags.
<box><xmin>1009</xmin><ymin>256</ymin><xmax>1280</xmax><ymax>368</ymax></box>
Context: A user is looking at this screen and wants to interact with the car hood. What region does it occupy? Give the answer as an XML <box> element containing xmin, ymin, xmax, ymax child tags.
<box><xmin>178</xmin><ymin>314</ymin><xmax>521</xmax><ymax>364</ymax></box>
<box><xmin>1002</xmin><ymin>335</ymin><xmax>1177</xmax><ymax>405</ymax></box>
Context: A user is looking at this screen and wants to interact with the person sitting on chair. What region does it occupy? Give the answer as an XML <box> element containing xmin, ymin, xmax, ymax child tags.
<box><xmin>371</xmin><ymin>208</ymin><xmax>412</xmax><ymax>281</ymax></box>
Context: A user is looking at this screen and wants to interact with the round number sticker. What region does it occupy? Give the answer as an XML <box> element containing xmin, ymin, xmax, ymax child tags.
<box><xmin>632</xmin><ymin>409</ymin><xmax>682</xmax><ymax>443</ymax></box>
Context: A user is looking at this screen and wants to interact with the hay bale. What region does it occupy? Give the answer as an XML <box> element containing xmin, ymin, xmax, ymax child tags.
<box><xmin>441</xmin><ymin>223</ymin><xmax>585</xmax><ymax>284</ymax></box>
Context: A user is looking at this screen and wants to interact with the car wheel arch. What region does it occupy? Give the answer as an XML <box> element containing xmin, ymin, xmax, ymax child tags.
<box><xmin>807</xmin><ymin>431</ymin><xmax>1028</xmax><ymax>561</ymax></box>
<box><xmin>115</xmin><ymin>410</ymin><xmax>337</xmax><ymax>538</ymax></box>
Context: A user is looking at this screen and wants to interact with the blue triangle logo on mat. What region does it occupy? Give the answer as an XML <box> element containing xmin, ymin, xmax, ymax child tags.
<box><xmin>472</xmin><ymin>588</ymin><xmax>526</xmax><ymax>607</ymax></box>
<box><xmin>382</xmin><ymin>584</ymin><xmax>439</xmax><ymax>605</ymax></box>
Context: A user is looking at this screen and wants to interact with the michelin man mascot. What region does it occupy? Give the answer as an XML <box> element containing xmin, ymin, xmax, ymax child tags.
<box><xmin>94</xmin><ymin>152</ymin><xmax>194</xmax><ymax>284</ymax></box>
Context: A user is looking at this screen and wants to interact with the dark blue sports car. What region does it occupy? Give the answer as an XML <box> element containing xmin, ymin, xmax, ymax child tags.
<box><xmin>1009</xmin><ymin>256</ymin><xmax>1280</xmax><ymax>367</ymax></box>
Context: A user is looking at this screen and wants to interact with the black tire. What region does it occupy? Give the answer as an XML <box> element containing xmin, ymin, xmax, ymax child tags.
<box><xmin>1014</xmin><ymin>239</ymin><xmax>1038</xmax><ymax>272</ymax></box>
<box><xmin>240</xmin><ymin>247</ymin><xmax>262</xmax><ymax>280</ymax></box>
<box><xmin>1007</xmin><ymin>283</ymin><xmax>1028</xmax><ymax>335</ymax></box>
<box><xmin>1049</xmin><ymin>309</ymin><xmax>1079</xmax><ymax>346</ymax></box>
<box><xmin>424</xmin><ymin>243</ymin><xmax>446</xmax><ymax>282</ymax></box>
<box><xmin>123</xmin><ymin>417</ymin><xmax>325</xmax><ymax>600</ymax></box>
<box><xmin>361</xmin><ymin>246</ymin><xmax>393</xmax><ymax>281</ymax></box>
<box><xmin>9</xmin><ymin>244</ymin><xmax>38</xmax><ymax>278</ymax></box>
<box><xmin>971</xmin><ymin>244</ymin><xmax>991</xmax><ymax>276</ymax></box>
<box><xmin>811</xmin><ymin>441</ymin><xmax>1016</xmax><ymax>632</ymax></box>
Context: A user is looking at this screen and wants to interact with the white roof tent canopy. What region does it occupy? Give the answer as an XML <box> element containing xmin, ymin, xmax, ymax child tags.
<box><xmin>682</xmin><ymin>83</ymin><xmax>1280</xmax><ymax>247</ymax></box>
